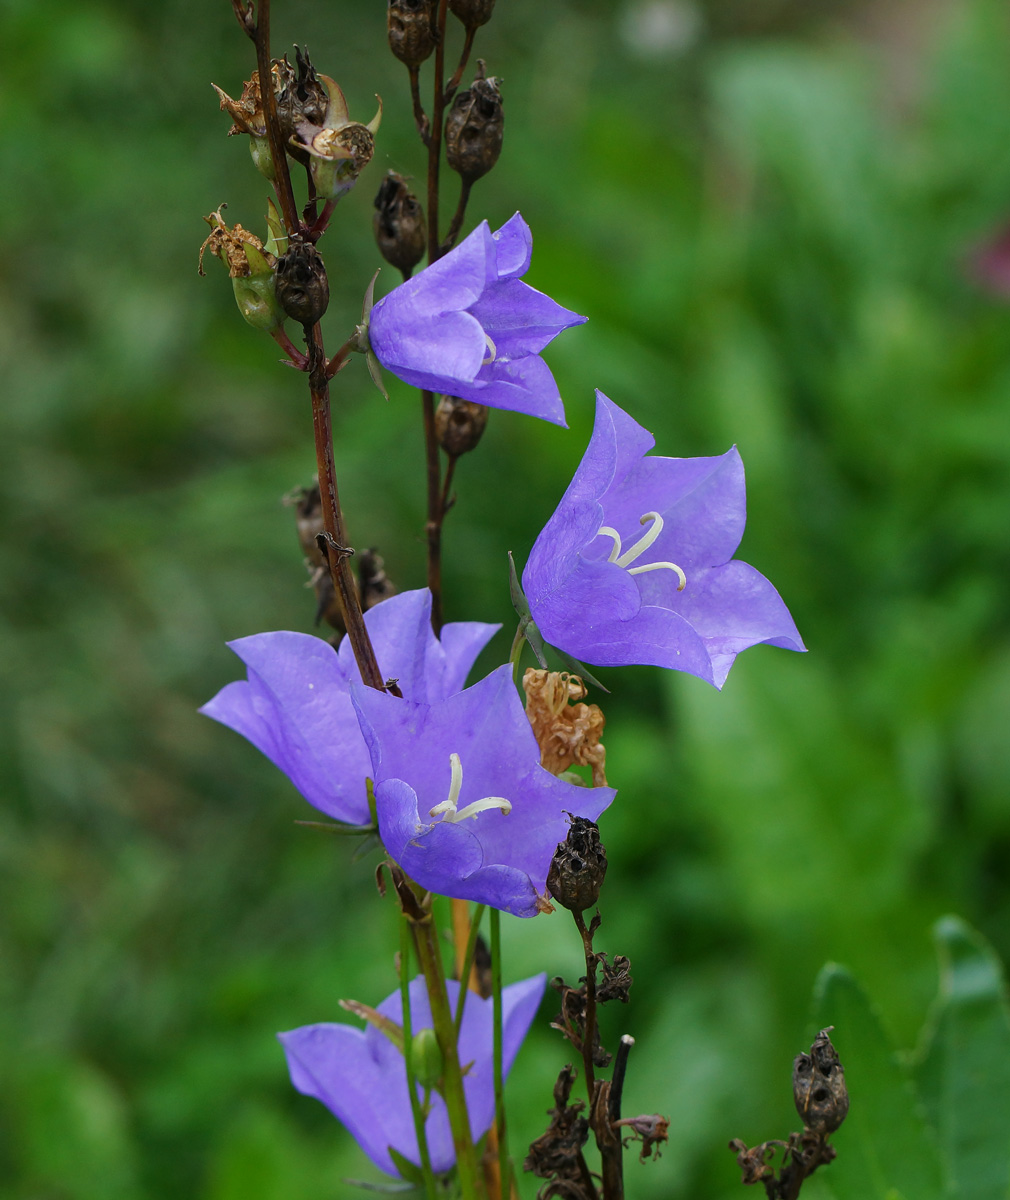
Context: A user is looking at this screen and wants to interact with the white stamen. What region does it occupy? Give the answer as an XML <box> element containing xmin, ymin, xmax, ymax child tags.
<box><xmin>596</xmin><ymin>526</ymin><xmax>623</xmax><ymax>563</ymax></box>
<box><xmin>429</xmin><ymin>753</ymin><xmax>511</xmax><ymax>824</ymax></box>
<box><xmin>595</xmin><ymin>510</ymin><xmax>688</xmax><ymax>590</ymax></box>
<box><xmin>482</xmin><ymin>334</ymin><xmax>497</xmax><ymax>365</ymax></box>
<box><xmin>628</xmin><ymin>561</ymin><xmax>687</xmax><ymax>590</ymax></box>
<box><xmin>615</xmin><ymin>511</ymin><xmax>663</xmax><ymax>568</ymax></box>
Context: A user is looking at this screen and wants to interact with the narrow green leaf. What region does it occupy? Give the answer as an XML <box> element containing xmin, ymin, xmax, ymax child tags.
<box><xmin>913</xmin><ymin>916</ymin><xmax>1010</xmax><ymax>1200</ymax></box>
<box><xmin>811</xmin><ymin>963</ymin><xmax>945</xmax><ymax>1200</ymax></box>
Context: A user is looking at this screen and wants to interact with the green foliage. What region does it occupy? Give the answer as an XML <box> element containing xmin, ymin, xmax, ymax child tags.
<box><xmin>3</xmin><ymin>0</ymin><xmax>1010</xmax><ymax>1197</ymax></box>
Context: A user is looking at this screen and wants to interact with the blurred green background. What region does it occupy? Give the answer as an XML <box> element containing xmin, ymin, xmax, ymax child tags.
<box><xmin>3</xmin><ymin>0</ymin><xmax>1010</xmax><ymax>1196</ymax></box>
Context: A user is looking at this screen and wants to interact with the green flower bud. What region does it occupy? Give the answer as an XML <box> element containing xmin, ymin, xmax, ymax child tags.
<box><xmin>411</xmin><ymin>1027</ymin><xmax>443</xmax><ymax>1091</ymax></box>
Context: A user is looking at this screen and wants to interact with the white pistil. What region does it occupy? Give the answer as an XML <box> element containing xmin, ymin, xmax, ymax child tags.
<box><xmin>595</xmin><ymin>511</ymin><xmax>687</xmax><ymax>591</ymax></box>
<box><xmin>429</xmin><ymin>752</ymin><xmax>512</xmax><ymax>824</ymax></box>
<box><xmin>482</xmin><ymin>333</ymin><xmax>497</xmax><ymax>365</ymax></box>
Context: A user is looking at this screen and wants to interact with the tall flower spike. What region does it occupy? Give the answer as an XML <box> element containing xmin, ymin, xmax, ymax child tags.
<box><xmin>279</xmin><ymin>973</ymin><xmax>546</xmax><ymax>1178</ymax></box>
<box><xmin>522</xmin><ymin>391</ymin><xmax>806</xmax><ymax>689</ymax></box>
<box><xmin>366</xmin><ymin>213</ymin><xmax>586</xmax><ymax>426</ymax></box>
<box><xmin>199</xmin><ymin>589</ymin><xmax>498</xmax><ymax>825</ymax></box>
<box><xmin>350</xmin><ymin>664</ymin><xmax>615</xmax><ymax>916</ymax></box>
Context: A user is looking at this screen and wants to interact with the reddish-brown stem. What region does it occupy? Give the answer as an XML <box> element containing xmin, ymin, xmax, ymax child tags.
<box><xmin>306</xmin><ymin>198</ymin><xmax>337</xmax><ymax>241</ymax></box>
<box><xmin>441</xmin><ymin>177</ymin><xmax>473</xmax><ymax>254</ymax></box>
<box><xmin>252</xmin><ymin>0</ymin><xmax>300</xmax><ymax>236</ymax></box>
<box><xmin>324</xmin><ymin>333</ymin><xmax>358</xmax><ymax>380</ymax></box>
<box><xmin>418</xmin><ymin>0</ymin><xmax>451</xmax><ymax>635</ymax></box>
<box><xmin>270</xmin><ymin>325</ymin><xmax>308</xmax><ymax>368</ymax></box>
<box><xmin>306</xmin><ymin>323</ymin><xmax>385</xmax><ymax>690</ymax></box>
<box><xmin>409</xmin><ymin>65</ymin><xmax>430</xmax><ymax>144</ymax></box>
<box><xmin>439</xmin><ymin>453</ymin><xmax>457</xmax><ymax>519</ymax></box>
<box><xmin>574</xmin><ymin>910</ymin><xmax>598</xmax><ymax>1099</ymax></box>
<box><xmin>444</xmin><ymin>26</ymin><xmax>476</xmax><ymax>102</ymax></box>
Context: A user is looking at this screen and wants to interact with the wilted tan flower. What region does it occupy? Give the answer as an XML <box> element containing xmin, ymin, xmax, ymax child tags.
<box><xmin>523</xmin><ymin>668</ymin><xmax>606</xmax><ymax>787</ymax></box>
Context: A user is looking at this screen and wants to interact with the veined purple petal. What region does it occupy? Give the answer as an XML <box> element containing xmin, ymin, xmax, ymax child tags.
<box><xmin>350</xmin><ymin>665</ymin><xmax>615</xmax><ymax>916</ymax></box>
<box><xmin>491</xmin><ymin>212</ymin><xmax>533</xmax><ymax>279</ymax></box>
<box><xmin>279</xmin><ymin>973</ymin><xmax>546</xmax><ymax>1178</ymax></box>
<box><xmin>201</xmin><ymin>589</ymin><xmax>499</xmax><ymax>823</ymax></box>
<box><xmin>523</xmin><ymin>391</ymin><xmax>805</xmax><ymax>688</ymax></box>
<box><xmin>368</xmin><ymin>214</ymin><xmax>584</xmax><ymax>426</ymax></box>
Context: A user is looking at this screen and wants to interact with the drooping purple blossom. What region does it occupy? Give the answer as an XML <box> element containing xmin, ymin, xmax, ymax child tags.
<box><xmin>199</xmin><ymin>589</ymin><xmax>498</xmax><ymax>825</ymax></box>
<box><xmin>279</xmin><ymin>972</ymin><xmax>546</xmax><ymax>1178</ymax></box>
<box><xmin>367</xmin><ymin>213</ymin><xmax>586</xmax><ymax>426</ymax></box>
<box><xmin>522</xmin><ymin>391</ymin><xmax>805</xmax><ymax>689</ymax></box>
<box><xmin>350</xmin><ymin>664</ymin><xmax>615</xmax><ymax>917</ymax></box>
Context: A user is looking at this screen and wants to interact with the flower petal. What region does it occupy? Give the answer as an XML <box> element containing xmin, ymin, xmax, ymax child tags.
<box><xmin>468</xmin><ymin>280</ymin><xmax>586</xmax><ymax>359</ymax></box>
<box><xmin>200</xmin><ymin>632</ymin><xmax>369</xmax><ymax>824</ymax></box>
<box><xmin>491</xmin><ymin>212</ymin><xmax>533</xmax><ymax>279</ymax></box>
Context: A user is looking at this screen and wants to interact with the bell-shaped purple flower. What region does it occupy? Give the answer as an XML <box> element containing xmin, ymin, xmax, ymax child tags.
<box><xmin>367</xmin><ymin>213</ymin><xmax>586</xmax><ymax>427</ymax></box>
<box><xmin>279</xmin><ymin>972</ymin><xmax>546</xmax><ymax>1178</ymax></box>
<box><xmin>350</xmin><ymin>665</ymin><xmax>615</xmax><ymax>917</ymax></box>
<box><xmin>199</xmin><ymin>589</ymin><xmax>498</xmax><ymax>825</ymax></box>
<box><xmin>522</xmin><ymin>391</ymin><xmax>805</xmax><ymax>689</ymax></box>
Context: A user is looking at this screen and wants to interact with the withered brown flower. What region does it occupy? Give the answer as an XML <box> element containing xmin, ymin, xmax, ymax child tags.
<box><xmin>523</xmin><ymin>668</ymin><xmax>607</xmax><ymax>788</ymax></box>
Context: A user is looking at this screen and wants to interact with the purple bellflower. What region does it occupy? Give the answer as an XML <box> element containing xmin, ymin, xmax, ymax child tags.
<box><xmin>522</xmin><ymin>391</ymin><xmax>805</xmax><ymax>689</ymax></box>
<box><xmin>199</xmin><ymin>589</ymin><xmax>498</xmax><ymax>825</ymax></box>
<box><xmin>350</xmin><ymin>664</ymin><xmax>615</xmax><ymax>917</ymax></box>
<box><xmin>367</xmin><ymin>213</ymin><xmax>586</xmax><ymax>426</ymax></box>
<box><xmin>279</xmin><ymin>972</ymin><xmax>546</xmax><ymax>1178</ymax></box>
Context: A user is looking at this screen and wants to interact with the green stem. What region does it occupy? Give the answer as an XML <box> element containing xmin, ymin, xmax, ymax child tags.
<box><xmin>400</xmin><ymin>919</ymin><xmax>439</xmax><ymax>1200</ymax></box>
<box><xmin>490</xmin><ymin>908</ymin><xmax>511</xmax><ymax>1199</ymax></box>
<box><xmin>412</xmin><ymin>912</ymin><xmax>485</xmax><ymax>1200</ymax></box>
<box><xmin>453</xmin><ymin>904</ymin><xmax>487</xmax><ymax>1035</ymax></box>
<box><xmin>509</xmin><ymin>623</ymin><xmax>525</xmax><ymax>690</ymax></box>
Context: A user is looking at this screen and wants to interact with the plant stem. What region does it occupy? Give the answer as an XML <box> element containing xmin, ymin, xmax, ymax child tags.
<box><xmin>411</xmin><ymin>909</ymin><xmax>485</xmax><ymax>1200</ymax></box>
<box><xmin>444</xmin><ymin>26</ymin><xmax>476</xmax><ymax>101</ymax></box>
<box><xmin>251</xmin><ymin>0</ymin><xmax>300</xmax><ymax>236</ymax></box>
<box><xmin>400</xmin><ymin>918</ymin><xmax>440</xmax><ymax>1200</ymax></box>
<box><xmin>490</xmin><ymin>908</ymin><xmax>512</xmax><ymax>1200</ymax></box>
<box><xmin>305</xmin><ymin>323</ymin><xmax>385</xmax><ymax>690</ymax></box>
<box><xmin>419</xmin><ymin>0</ymin><xmax>451</xmax><ymax>635</ymax></box>
<box><xmin>453</xmin><ymin>904</ymin><xmax>487</xmax><ymax>1034</ymax></box>
<box><xmin>573</xmin><ymin>910</ymin><xmax>598</xmax><ymax>1098</ymax></box>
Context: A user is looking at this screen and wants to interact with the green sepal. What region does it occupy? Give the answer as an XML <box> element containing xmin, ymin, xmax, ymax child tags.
<box><xmin>387</xmin><ymin>1147</ymin><xmax>426</xmax><ymax>1186</ymax></box>
<box><xmin>264</xmin><ymin>198</ymin><xmax>287</xmax><ymax>257</ymax></box>
<box><xmin>344</xmin><ymin>1175</ymin><xmax>425</xmax><ymax>1194</ymax></box>
<box><xmin>366</xmin><ymin>348</ymin><xmax>389</xmax><ymax>400</ymax></box>
<box><xmin>506</xmin><ymin>552</ymin><xmax>608</xmax><ymax>691</ymax></box>
<box><xmin>339</xmin><ymin>999</ymin><xmax>404</xmax><ymax>1053</ymax></box>
<box><xmin>351</xmin><ymin>831</ymin><xmax>383</xmax><ymax>863</ymax></box>
<box><xmin>242</xmin><ymin>242</ymin><xmax>272</xmax><ymax>278</ymax></box>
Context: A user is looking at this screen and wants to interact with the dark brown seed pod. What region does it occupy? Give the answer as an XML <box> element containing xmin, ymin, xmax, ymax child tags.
<box><xmin>793</xmin><ymin>1027</ymin><xmax>849</xmax><ymax>1134</ymax></box>
<box><xmin>274</xmin><ymin>48</ymin><xmax>329</xmax><ymax>159</ymax></box>
<box><xmin>448</xmin><ymin>0</ymin><xmax>496</xmax><ymax>29</ymax></box>
<box><xmin>387</xmin><ymin>0</ymin><xmax>438</xmax><ymax>68</ymax></box>
<box><xmin>275</xmin><ymin>237</ymin><xmax>329</xmax><ymax>326</ymax></box>
<box><xmin>444</xmin><ymin>62</ymin><xmax>503</xmax><ymax>182</ymax></box>
<box><xmin>434</xmin><ymin>395</ymin><xmax>488</xmax><ymax>457</ymax></box>
<box><xmin>373</xmin><ymin>172</ymin><xmax>427</xmax><ymax>274</ymax></box>
<box><xmin>546</xmin><ymin>816</ymin><xmax>608</xmax><ymax>913</ymax></box>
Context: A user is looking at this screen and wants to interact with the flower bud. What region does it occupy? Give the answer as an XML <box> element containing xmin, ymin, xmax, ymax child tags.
<box><xmin>793</xmin><ymin>1027</ymin><xmax>848</xmax><ymax>1134</ymax></box>
<box><xmin>387</xmin><ymin>0</ymin><xmax>438</xmax><ymax>68</ymax></box>
<box><xmin>275</xmin><ymin>237</ymin><xmax>329</xmax><ymax>326</ymax></box>
<box><xmin>444</xmin><ymin>62</ymin><xmax>503</xmax><ymax>183</ymax></box>
<box><xmin>434</xmin><ymin>395</ymin><xmax>488</xmax><ymax>457</ymax></box>
<box><xmin>410</xmin><ymin>1027</ymin><xmax>443</xmax><ymax>1091</ymax></box>
<box><xmin>546</xmin><ymin>816</ymin><xmax>607</xmax><ymax>913</ymax></box>
<box><xmin>373</xmin><ymin>172</ymin><xmax>427</xmax><ymax>275</ymax></box>
<box><xmin>448</xmin><ymin>0</ymin><xmax>496</xmax><ymax>29</ymax></box>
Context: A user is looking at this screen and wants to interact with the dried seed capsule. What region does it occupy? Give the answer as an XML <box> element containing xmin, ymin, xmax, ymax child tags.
<box><xmin>373</xmin><ymin>172</ymin><xmax>427</xmax><ymax>274</ymax></box>
<box><xmin>434</xmin><ymin>395</ymin><xmax>488</xmax><ymax>457</ymax></box>
<box><xmin>387</xmin><ymin>0</ymin><xmax>438</xmax><ymax>68</ymax></box>
<box><xmin>793</xmin><ymin>1027</ymin><xmax>849</xmax><ymax>1134</ymax></box>
<box><xmin>448</xmin><ymin>0</ymin><xmax>496</xmax><ymax>29</ymax></box>
<box><xmin>275</xmin><ymin>237</ymin><xmax>329</xmax><ymax>326</ymax></box>
<box><xmin>444</xmin><ymin>63</ymin><xmax>503</xmax><ymax>182</ymax></box>
<box><xmin>274</xmin><ymin>47</ymin><xmax>329</xmax><ymax>158</ymax></box>
<box><xmin>546</xmin><ymin>816</ymin><xmax>608</xmax><ymax>913</ymax></box>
